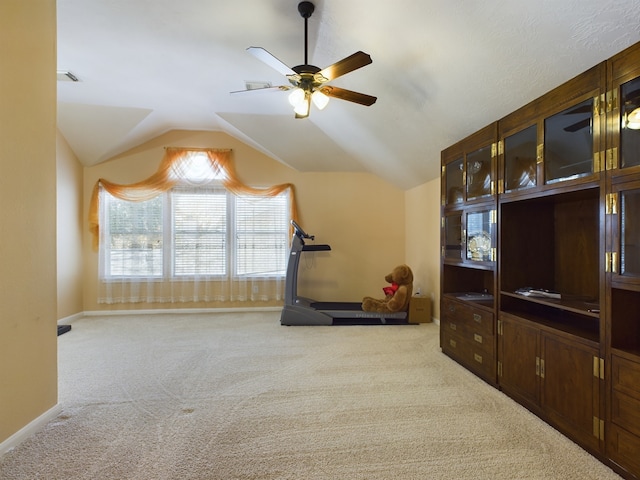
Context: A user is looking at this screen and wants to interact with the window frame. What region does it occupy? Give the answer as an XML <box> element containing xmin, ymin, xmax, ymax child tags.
<box><xmin>100</xmin><ymin>185</ymin><xmax>289</xmax><ymax>281</ymax></box>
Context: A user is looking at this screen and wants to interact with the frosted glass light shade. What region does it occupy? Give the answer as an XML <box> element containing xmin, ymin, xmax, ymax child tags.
<box><xmin>311</xmin><ymin>90</ymin><xmax>329</xmax><ymax>110</ymax></box>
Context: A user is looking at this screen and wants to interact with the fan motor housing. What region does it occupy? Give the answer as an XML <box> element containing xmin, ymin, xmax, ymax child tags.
<box><xmin>298</xmin><ymin>1</ymin><xmax>315</xmax><ymax>18</ymax></box>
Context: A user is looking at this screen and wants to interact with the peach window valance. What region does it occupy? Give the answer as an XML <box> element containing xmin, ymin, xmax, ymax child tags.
<box><xmin>89</xmin><ymin>147</ymin><xmax>299</xmax><ymax>250</ymax></box>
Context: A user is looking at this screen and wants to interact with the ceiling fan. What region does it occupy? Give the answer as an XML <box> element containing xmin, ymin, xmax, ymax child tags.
<box><xmin>231</xmin><ymin>1</ymin><xmax>377</xmax><ymax>119</ymax></box>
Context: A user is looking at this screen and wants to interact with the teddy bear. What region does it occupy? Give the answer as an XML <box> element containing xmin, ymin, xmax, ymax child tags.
<box><xmin>362</xmin><ymin>264</ymin><xmax>414</xmax><ymax>313</ymax></box>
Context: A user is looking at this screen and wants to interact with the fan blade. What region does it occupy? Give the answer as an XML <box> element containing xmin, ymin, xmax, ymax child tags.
<box><xmin>230</xmin><ymin>85</ymin><xmax>291</xmax><ymax>95</ymax></box>
<box><xmin>318</xmin><ymin>51</ymin><xmax>372</xmax><ymax>82</ymax></box>
<box><xmin>247</xmin><ymin>47</ymin><xmax>296</xmax><ymax>77</ymax></box>
<box><xmin>319</xmin><ymin>85</ymin><xmax>377</xmax><ymax>106</ymax></box>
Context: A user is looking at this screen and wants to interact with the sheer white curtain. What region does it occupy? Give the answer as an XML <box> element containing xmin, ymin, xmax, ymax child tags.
<box><xmin>92</xmin><ymin>148</ymin><xmax>297</xmax><ymax>305</ymax></box>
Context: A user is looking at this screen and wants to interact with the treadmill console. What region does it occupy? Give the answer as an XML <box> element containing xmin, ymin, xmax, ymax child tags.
<box><xmin>291</xmin><ymin>220</ymin><xmax>314</xmax><ymax>241</ymax></box>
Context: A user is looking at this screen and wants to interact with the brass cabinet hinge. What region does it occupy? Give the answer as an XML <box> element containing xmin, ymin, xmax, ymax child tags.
<box><xmin>497</xmin><ymin>140</ymin><xmax>504</xmax><ymax>156</ymax></box>
<box><xmin>498</xmin><ymin>361</ymin><xmax>503</xmax><ymax>377</ymax></box>
<box><xmin>593</xmin><ymin>416</ymin><xmax>605</xmax><ymax>441</ymax></box>
<box><xmin>490</xmin><ymin>209</ymin><xmax>497</xmax><ymax>224</ymax></box>
<box><xmin>536</xmin><ymin>144</ymin><xmax>544</xmax><ymax>164</ymax></box>
<box><xmin>498</xmin><ymin>179</ymin><xmax>504</xmax><ymax>194</ymax></box>
<box><xmin>441</xmin><ymin>246</ymin><xmax>445</xmax><ymax>258</ymax></box>
<box><xmin>594</xmin><ymin>94</ymin><xmax>603</xmax><ymax>116</ymax></box>
<box><xmin>497</xmin><ymin>319</ymin><xmax>503</xmax><ymax>336</ymax></box>
<box><xmin>594</xmin><ymin>151</ymin><xmax>603</xmax><ymax>173</ymax></box>
<box><xmin>490</xmin><ymin>247</ymin><xmax>497</xmax><ymax>262</ymax></box>
<box><xmin>491</xmin><ymin>180</ymin><xmax>495</xmax><ymax>195</ymax></box>
<box><xmin>593</xmin><ymin>356</ymin><xmax>605</xmax><ymax>380</ymax></box>
<box><xmin>606</xmin><ymin>147</ymin><xmax>619</xmax><ymax>170</ymax></box>
<box><xmin>606</xmin><ymin>193</ymin><xmax>618</xmax><ymax>215</ymax></box>
<box><xmin>605</xmin><ymin>251</ymin><xmax>619</xmax><ymax>273</ymax></box>
<box><xmin>606</xmin><ymin>89</ymin><xmax>618</xmax><ymax>113</ymax></box>
<box><xmin>540</xmin><ymin>358</ymin><xmax>545</xmax><ymax>379</ymax></box>
<box><xmin>491</xmin><ymin>142</ymin><xmax>498</xmax><ymax>159</ymax></box>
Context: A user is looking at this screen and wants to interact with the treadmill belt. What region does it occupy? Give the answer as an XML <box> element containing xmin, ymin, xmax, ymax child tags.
<box><xmin>310</xmin><ymin>301</ymin><xmax>362</xmax><ymax>310</ymax></box>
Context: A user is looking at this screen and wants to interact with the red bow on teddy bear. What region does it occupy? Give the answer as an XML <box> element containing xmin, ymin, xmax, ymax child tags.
<box><xmin>383</xmin><ymin>283</ymin><xmax>399</xmax><ymax>297</ymax></box>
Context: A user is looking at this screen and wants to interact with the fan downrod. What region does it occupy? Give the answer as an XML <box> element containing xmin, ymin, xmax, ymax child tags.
<box><xmin>298</xmin><ymin>1</ymin><xmax>314</xmax><ymax>19</ymax></box>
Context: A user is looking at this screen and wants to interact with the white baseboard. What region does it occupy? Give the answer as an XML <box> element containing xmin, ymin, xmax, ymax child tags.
<box><xmin>57</xmin><ymin>312</ymin><xmax>85</xmax><ymax>325</ymax></box>
<box><xmin>0</xmin><ymin>404</ymin><xmax>62</xmax><ymax>456</ymax></box>
<box><xmin>81</xmin><ymin>306</ymin><xmax>283</xmax><ymax>317</ymax></box>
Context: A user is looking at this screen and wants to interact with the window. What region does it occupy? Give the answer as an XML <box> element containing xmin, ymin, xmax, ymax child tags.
<box><xmin>101</xmin><ymin>186</ymin><xmax>289</xmax><ymax>279</ymax></box>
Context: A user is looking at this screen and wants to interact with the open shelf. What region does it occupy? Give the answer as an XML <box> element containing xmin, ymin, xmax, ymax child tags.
<box><xmin>500</xmin><ymin>188</ymin><xmax>600</xmax><ymax>309</ymax></box>
<box><xmin>500</xmin><ymin>291</ymin><xmax>599</xmax><ymax>318</ymax></box>
<box><xmin>500</xmin><ymin>294</ymin><xmax>600</xmax><ymax>343</ymax></box>
<box><xmin>442</xmin><ymin>264</ymin><xmax>495</xmax><ymax>296</ymax></box>
<box><xmin>611</xmin><ymin>288</ymin><xmax>640</xmax><ymax>356</ymax></box>
<box><xmin>443</xmin><ymin>292</ymin><xmax>494</xmax><ymax>311</ymax></box>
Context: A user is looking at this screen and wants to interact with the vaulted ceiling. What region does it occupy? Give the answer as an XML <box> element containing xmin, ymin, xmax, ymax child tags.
<box><xmin>57</xmin><ymin>0</ymin><xmax>640</xmax><ymax>190</ymax></box>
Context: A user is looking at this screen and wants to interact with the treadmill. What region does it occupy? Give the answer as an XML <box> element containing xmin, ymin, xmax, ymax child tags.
<box><xmin>280</xmin><ymin>221</ymin><xmax>408</xmax><ymax>326</ymax></box>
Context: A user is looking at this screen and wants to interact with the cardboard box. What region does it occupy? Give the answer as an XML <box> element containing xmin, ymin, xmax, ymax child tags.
<box><xmin>408</xmin><ymin>296</ymin><xmax>431</xmax><ymax>323</ymax></box>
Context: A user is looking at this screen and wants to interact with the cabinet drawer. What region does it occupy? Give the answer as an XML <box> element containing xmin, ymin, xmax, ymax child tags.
<box><xmin>443</xmin><ymin>322</ymin><xmax>495</xmax><ymax>357</ymax></box>
<box><xmin>442</xmin><ymin>297</ymin><xmax>494</xmax><ymax>335</ymax></box>
<box><xmin>612</xmin><ymin>389</ymin><xmax>640</xmax><ymax>437</ymax></box>
<box><xmin>441</xmin><ymin>329</ymin><xmax>496</xmax><ymax>380</ymax></box>
<box><xmin>608</xmin><ymin>423</ymin><xmax>640</xmax><ymax>477</ymax></box>
<box><xmin>612</xmin><ymin>354</ymin><xmax>640</xmax><ymax>400</ymax></box>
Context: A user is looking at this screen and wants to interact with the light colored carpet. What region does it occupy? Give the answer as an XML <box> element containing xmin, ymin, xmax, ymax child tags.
<box><xmin>0</xmin><ymin>312</ymin><xmax>623</xmax><ymax>479</ymax></box>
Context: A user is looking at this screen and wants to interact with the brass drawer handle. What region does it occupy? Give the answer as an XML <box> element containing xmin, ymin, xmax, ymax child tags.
<box><xmin>450</xmin><ymin>323</ymin><xmax>457</xmax><ymax>331</ymax></box>
<box><xmin>474</xmin><ymin>334</ymin><xmax>483</xmax><ymax>344</ymax></box>
<box><xmin>473</xmin><ymin>313</ymin><xmax>482</xmax><ymax>323</ymax></box>
<box><xmin>449</xmin><ymin>339</ymin><xmax>457</xmax><ymax>348</ymax></box>
<box><xmin>474</xmin><ymin>353</ymin><xmax>483</xmax><ymax>364</ymax></box>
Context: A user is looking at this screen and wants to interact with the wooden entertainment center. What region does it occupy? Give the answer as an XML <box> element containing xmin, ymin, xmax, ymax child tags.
<box><xmin>440</xmin><ymin>41</ymin><xmax>640</xmax><ymax>479</ymax></box>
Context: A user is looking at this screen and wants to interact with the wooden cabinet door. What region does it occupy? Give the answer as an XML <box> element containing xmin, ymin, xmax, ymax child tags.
<box><xmin>540</xmin><ymin>332</ymin><xmax>601</xmax><ymax>452</ymax></box>
<box><xmin>499</xmin><ymin>315</ymin><xmax>540</xmax><ymax>409</ymax></box>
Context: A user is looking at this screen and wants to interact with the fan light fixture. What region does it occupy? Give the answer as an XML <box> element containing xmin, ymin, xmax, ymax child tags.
<box><xmin>625</xmin><ymin>107</ymin><xmax>640</xmax><ymax>130</ymax></box>
<box><xmin>288</xmin><ymin>88</ymin><xmax>329</xmax><ymax>115</ymax></box>
<box><xmin>231</xmin><ymin>1</ymin><xmax>376</xmax><ymax>119</ymax></box>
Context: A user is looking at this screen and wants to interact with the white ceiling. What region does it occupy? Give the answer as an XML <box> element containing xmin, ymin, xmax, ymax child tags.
<box><xmin>57</xmin><ymin>0</ymin><xmax>640</xmax><ymax>190</ymax></box>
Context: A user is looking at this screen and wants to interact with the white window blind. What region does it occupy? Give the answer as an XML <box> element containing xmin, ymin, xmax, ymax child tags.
<box><xmin>172</xmin><ymin>189</ymin><xmax>227</xmax><ymax>276</ymax></box>
<box><xmin>106</xmin><ymin>194</ymin><xmax>163</xmax><ymax>277</ymax></box>
<box><xmin>235</xmin><ymin>194</ymin><xmax>289</xmax><ymax>276</ymax></box>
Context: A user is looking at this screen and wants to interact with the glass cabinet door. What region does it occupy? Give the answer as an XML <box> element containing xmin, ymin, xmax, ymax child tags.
<box><xmin>544</xmin><ymin>98</ymin><xmax>595</xmax><ymax>184</ymax></box>
<box><xmin>466</xmin><ymin>146</ymin><xmax>493</xmax><ymax>200</ymax></box>
<box><xmin>610</xmin><ymin>179</ymin><xmax>640</xmax><ymax>289</ymax></box>
<box><xmin>444</xmin><ymin>213</ymin><xmax>463</xmax><ymax>260</ymax></box>
<box><xmin>444</xmin><ymin>157</ymin><xmax>464</xmax><ymax>206</ymax></box>
<box><xmin>618</xmin><ymin>187</ymin><xmax>640</xmax><ymax>277</ymax></box>
<box><xmin>504</xmin><ymin>125</ymin><xmax>537</xmax><ymax>192</ymax></box>
<box><xmin>619</xmin><ymin>76</ymin><xmax>640</xmax><ymax>170</ymax></box>
<box><xmin>466</xmin><ymin>209</ymin><xmax>495</xmax><ymax>262</ymax></box>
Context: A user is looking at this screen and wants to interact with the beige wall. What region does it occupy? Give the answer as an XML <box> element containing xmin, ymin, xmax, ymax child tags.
<box><xmin>405</xmin><ymin>177</ymin><xmax>442</xmax><ymax>321</ymax></box>
<box><xmin>83</xmin><ymin>129</ymin><xmax>407</xmax><ymax>310</ymax></box>
<box><xmin>0</xmin><ymin>0</ymin><xmax>58</xmax><ymax>444</ymax></box>
<box><xmin>57</xmin><ymin>132</ymin><xmax>84</xmax><ymax>319</ymax></box>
